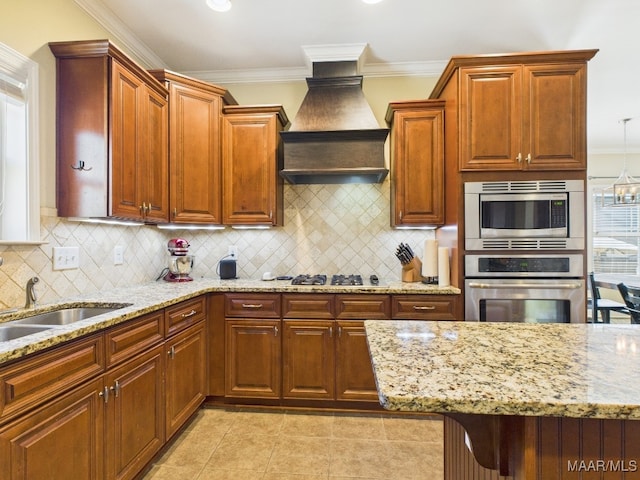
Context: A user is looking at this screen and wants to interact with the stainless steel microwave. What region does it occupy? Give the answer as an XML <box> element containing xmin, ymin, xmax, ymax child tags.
<box><xmin>464</xmin><ymin>180</ymin><xmax>585</xmax><ymax>250</ymax></box>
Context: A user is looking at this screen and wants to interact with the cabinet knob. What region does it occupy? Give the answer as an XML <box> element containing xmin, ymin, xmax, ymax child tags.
<box><xmin>516</xmin><ymin>153</ymin><xmax>522</xmax><ymax>163</ymax></box>
<box><xmin>526</xmin><ymin>153</ymin><xmax>531</xmax><ymax>164</ymax></box>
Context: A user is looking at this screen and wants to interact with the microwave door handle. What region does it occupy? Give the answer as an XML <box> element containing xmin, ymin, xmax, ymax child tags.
<box><xmin>467</xmin><ymin>282</ymin><xmax>582</xmax><ymax>289</ymax></box>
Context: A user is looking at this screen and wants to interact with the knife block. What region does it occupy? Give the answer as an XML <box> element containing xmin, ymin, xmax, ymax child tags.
<box><xmin>401</xmin><ymin>257</ymin><xmax>423</xmax><ymax>282</ymax></box>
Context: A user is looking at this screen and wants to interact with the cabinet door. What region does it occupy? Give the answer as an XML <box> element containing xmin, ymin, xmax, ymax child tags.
<box><xmin>225</xmin><ymin>320</ymin><xmax>281</xmax><ymax>398</ymax></box>
<box><xmin>282</xmin><ymin>320</ymin><xmax>335</xmax><ymax>400</ymax></box>
<box><xmin>335</xmin><ymin>321</ymin><xmax>378</xmax><ymax>402</ymax></box>
<box><xmin>140</xmin><ymin>85</ymin><xmax>169</xmax><ymax>222</ymax></box>
<box><xmin>524</xmin><ymin>63</ymin><xmax>587</xmax><ymax>170</ymax></box>
<box><xmin>165</xmin><ymin>322</ymin><xmax>207</xmax><ymax>439</ymax></box>
<box><xmin>390</xmin><ymin>106</ymin><xmax>445</xmax><ymax>226</ymax></box>
<box><xmin>111</xmin><ymin>60</ymin><xmax>144</xmax><ymax>219</ymax></box>
<box><xmin>459</xmin><ymin>66</ymin><xmax>523</xmax><ymax>171</ymax></box>
<box><xmin>222</xmin><ymin>114</ymin><xmax>279</xmax><ymax>225</ymax></box>
<box><xmin>0</xmin><ymin>379</ymin><xmax>104</xmax><ymax>480</ymax></box>
<box><xmin>104</xmin><ymin>346</ymin><xmax>164</xmax><ymax>480</ymax></box>
<box><xmin>170</xmin><ymin>83</ymin><xmax>223</xmax><ymax>224</ymax></box>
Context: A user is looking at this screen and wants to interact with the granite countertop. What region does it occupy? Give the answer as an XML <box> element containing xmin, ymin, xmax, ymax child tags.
<box><xmin>0</xmin><ymin>277</ymin><xmax>459</xmax><ymax>364</ymax></box>
<box><xmin>365</xmin><ymin>320</ymin><xmax>640</xmax><ymax>420</ymax></box>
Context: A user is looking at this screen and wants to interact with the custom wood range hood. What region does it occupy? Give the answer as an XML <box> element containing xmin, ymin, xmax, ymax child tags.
<box><xmin>280</xmin><ymin>60</ymin><xmax>389</xmax><ymax>184</ymax></box>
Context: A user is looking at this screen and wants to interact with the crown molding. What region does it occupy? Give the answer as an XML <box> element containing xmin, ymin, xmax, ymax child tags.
<box><xmin>74</xmin><ymin>0</ymin><xmax>168</xmax><ymax>69</ymax></box>
<box><xmin>74</xmin><ymin>0</ymin><xmax>446</xmax><ymax>84</ymax></box>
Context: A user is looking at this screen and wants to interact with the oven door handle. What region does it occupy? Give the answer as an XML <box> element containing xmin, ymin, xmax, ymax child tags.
<box><xmin>467</xmin><ymin>282</ymin><xmax>582</xmax><ymax>290</ymax></box>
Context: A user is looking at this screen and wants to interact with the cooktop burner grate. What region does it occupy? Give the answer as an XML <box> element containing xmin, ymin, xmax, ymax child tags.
<box><xmin>331</xmin><ymin>274</ymin><xmax>363</xmax><ymax>286</ymax></box>
<box><xmin>291</xmin><ymin>274</ymin><xmax>327</xmax><ymax>285</ymax></box>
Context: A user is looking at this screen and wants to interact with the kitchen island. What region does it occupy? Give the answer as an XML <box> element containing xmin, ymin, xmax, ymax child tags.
<box><xmin>365</xmin><ymin>320</ymin><xmax>640</xmax><ymax>479</ymax></box>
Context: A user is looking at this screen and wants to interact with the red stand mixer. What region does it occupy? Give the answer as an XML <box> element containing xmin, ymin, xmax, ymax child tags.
<box><xmin>163</xmin><ymin>238</ymin><xmax>194</xmax><ymax>282</ymax></box>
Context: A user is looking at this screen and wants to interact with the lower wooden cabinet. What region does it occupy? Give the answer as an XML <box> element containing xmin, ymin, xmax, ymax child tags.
<box><xmin>104</xmin><ymin>345</ymin><xmax>165</xmax><ymax>480</ymax></box>
<box><xmin>283</xmin><ymin>320</ymin><xmax>335</xmax><ymax>400</ymax></box>
<box><xmin>0</xmin><ymin>378</ymin><xmax>105</xmax><ymax>480</ymax></box>
<box><xmin>225</xmin><ymin>319</ymin><xmax>281</xmax><ymax>399</ymax></box>
<box><xmin>335</xmin><ymin>320</ymin><xmax>379</xmax><ymax>402</ymax></box>
<box><xmin>165</xmin><ymin>321</ymin><xmax>206</xmax><ymax>438</ymax></box>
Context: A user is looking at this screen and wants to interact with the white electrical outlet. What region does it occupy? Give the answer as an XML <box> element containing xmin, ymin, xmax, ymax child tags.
<box><xmin>114</xmin><ymin>246</ymin><xmax>124</xmax><ymax>265</ymax></box>
<box><xmin>53</xmin><ymin>246</ymin><xmax>80</xmax><ymax>270</ymax></box>
<box><xmin>228</xmin><ymin>245</ymin><xmax>238</xmax><ymax>259</ymax></box>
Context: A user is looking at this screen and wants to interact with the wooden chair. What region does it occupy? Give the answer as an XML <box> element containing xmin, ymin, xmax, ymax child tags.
<box><xmin>617</xmin><ymin>283</ymin><xmax>640</xmax><ymax>324</ymax></box>
<box><xmin>588</xmin><ymin>272</ymin><xmax>628</xmax><ymax>323</ymax></box>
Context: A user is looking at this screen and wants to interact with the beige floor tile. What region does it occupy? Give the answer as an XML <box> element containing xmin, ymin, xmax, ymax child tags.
<box><xmin>228</xmin><ymin>410</ymin><xmax>285</xmax><ymax>435</ymax></box>
<box><xmin>382</xmin><ymin>414</ymin><xmax>444</xmax><ymax>442</ymax></box>
<box><xmin>155</xmin><ymin>427</ymin><xmax>219</xmax><ymax>467</ymax></box>
<box><xmin>329</xmin><ymin>439</ymin><xmax>392</xmax><ymax>478</ymax></box>
<box><xmin>267</xmin><ymin>436</ymin><xmax>332</xmax><ymax>476</ymax></box>
<box><xmin>206</xmin><ymin>433</ymin><xmax>277</xmax><ymax>471</ymax></box>
<box><xmin>264</xmin><ymin>474</ymin><xmax>328</xmax><ymax>480</ymax></box>
<box><xmin>143</xmin><ymin>464</ymin><xmax>204</xmax><ymax>480</ymax></box>
<box><xmin>331</xmin><ymin>414</ymin><xmax>385</xmax><ymax>439</ymax></box>
<box><xmin>195</xmin><ymin>466</ymin><xmax>266</xmax><ymax>480</ymax></box>
<box><xmin>281</xmin><ymin>412</ymin><xmax>334</xmax><ymax>437</ymax></box>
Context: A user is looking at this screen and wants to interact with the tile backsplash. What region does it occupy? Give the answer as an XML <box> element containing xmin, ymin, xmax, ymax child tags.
<box><xmin>0</xmin><ymin>182</ymin><xmax>435</xmax><ymax>308</ymax></box>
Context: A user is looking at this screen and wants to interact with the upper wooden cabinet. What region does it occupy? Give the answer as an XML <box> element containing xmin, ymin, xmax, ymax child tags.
<box><xmin>431</xmin><ymin>50</ymin><xmax>598</xmax><ymax>172</ymax></box>
<box><xmin>386</xmin><ymin>100</ymin><xmax>445</xmax><ymax>226</ymax></box>
<box><xmin>221</xmin><ymin>105</ymin><xmax>289</xmax><ymax>226</ymax></box>
<box><xmin>149</xmin><ymin>70</ymin><xmax>237</xmax><ymax>224</ymax></box>
<box><xmin>50</xmin><ymin>40</ymin><xmax>169</xmax><ymax>222</ymax></box>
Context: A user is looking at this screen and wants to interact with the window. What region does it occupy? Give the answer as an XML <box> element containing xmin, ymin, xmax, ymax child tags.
<box><xmin>0</xmin><ymin>42</ymin><xmax>39</xmax><ymax>243</ymax></box>
<box><xmin>591</xmin><ymin>191</ymin><xmax>640</xmax><ymax>274</ymax></box>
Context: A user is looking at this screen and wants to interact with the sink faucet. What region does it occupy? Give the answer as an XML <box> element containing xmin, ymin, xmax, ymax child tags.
<box><xmin>25</xmin><ymin>276</ymin><xmax>39</xmax><ymax>308</ymax></box>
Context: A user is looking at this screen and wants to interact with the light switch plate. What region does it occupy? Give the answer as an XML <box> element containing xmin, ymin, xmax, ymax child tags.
<box><xmin>114</xmin><ymin>245</ymin><xmax>124</xmax><ymax>265</ymax></box>
<box><xmin>53</xmin><ymin>246</ymin><xmax>80</xmax><ymax>270</ymax></box>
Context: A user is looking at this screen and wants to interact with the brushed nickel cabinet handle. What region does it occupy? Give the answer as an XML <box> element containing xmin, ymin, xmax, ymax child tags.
<box><xmin>110</xmin><ymin>380</ymin><xmax>120</xmax><ymax>398</ymax></box>
<box><xmin>516</xmin><ymin>153</ymin><xmax>522</xmax><ymax>163</ymax></box>
<box><xmin>413</xmin><ymin>305</ymin><xmax>436</xmax><ymax>311</ymax></box>
<box><xmin>274</xmin><ymin>326</ymin><xmax>278</xmax><ymax>336</ymax></box>
<box><xmin>98</xmin><ymin>385</ymin><xmax>109</xmax><ymax>404</ymax></box>
<box><xmin>241</xmin><ymin>303</ymin><xmax>264</xmax><ymax>309</ymax></box>
<box><xmin>181</xmin><ymin>309</ymin><xmax>197</xmax><ymax>318</ymax></box>
<box><xmin>526</xmin><ymin>153</ymin><xmax>531</xmax><ymax>163</ymax></box>
<box><xmin>168</xmin><ymin>346</ymin><xmax>175</xmax><ymax>358</ymax></box>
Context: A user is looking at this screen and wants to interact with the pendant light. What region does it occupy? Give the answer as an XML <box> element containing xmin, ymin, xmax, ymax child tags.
<box><xmin>603</xmin><ymin>117</ymin><xmax>640</xmax><ymax>206</ymax></box>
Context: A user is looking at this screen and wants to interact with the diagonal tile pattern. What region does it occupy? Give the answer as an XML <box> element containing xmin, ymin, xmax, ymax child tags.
<box><xmin>0</xmin><ymin>182</ymin><xmax>435</xmax><ymax>308</ymax></box>
<box><xmin>143</xmin><ymin>408</ymin><xmax>444</xmax><ymax>480</ymax></box>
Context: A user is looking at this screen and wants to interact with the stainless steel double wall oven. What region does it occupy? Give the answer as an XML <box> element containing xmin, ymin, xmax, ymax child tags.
<box><xmin>464</xmin><ymin>180</ymin><xmax>586</xmax><ymax>323</ymax></box>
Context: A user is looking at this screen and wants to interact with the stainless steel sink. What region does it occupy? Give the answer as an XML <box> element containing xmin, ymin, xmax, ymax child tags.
<box><xmin>0</xmin><ymin>325</ymin><xmax>55</xmax><ymax>341</ymax></box>
<box><xmin>9</xmin><ymin>304</ymin><xmax>130</xmax><ymax>326</ymax></box>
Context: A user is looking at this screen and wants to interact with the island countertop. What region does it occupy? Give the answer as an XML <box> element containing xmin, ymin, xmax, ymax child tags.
<box><xmin>364</xmin><ymin>320</ymin><xmax>640</xmax><ymax>420</ymax></box>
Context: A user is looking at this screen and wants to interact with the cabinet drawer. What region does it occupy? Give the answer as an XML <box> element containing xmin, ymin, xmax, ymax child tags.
<box><xmin>336</xmin><ymin>295</ymin><xmax>391</xmax><ymax>319</ymax></box>
<box><xmin>392</xmin><ymin>295</ymin><xmax>458</xmax><ymax>320</ymax></box>
<box><xmin>105</xmin><ymin>310</ymin><xmax>165</xmax><ymax>368</ymax></box>
<box><xmin>0</xmin><ymin>333</ymin><xmax>105</xmax><ymax>423</ymax></box>
<box><xmin>165</xmin><ymin>295</ymin><xmax>207</xmax><ymax>337</ymax></box>
<box><xmin>225</xmin><ymin>293</ymin><xmax>281</xmax><ymax>318</ymax></box>
<box><xmin>282</xmin><ymin>294</ymin><xmax>335</xmax><ymax>319</ymax></box>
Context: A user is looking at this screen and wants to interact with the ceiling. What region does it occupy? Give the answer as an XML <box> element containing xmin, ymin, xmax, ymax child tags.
<box><xmin>76</xmin><ymin>0</ymin><xmax>640</xmax><ymax>153</ymax></box>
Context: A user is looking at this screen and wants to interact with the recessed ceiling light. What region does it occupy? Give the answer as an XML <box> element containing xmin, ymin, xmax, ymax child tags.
<box><xmin>206</xmin><ymin>0</ymin><xmax>232</xmax><ymax>12</ymax></box>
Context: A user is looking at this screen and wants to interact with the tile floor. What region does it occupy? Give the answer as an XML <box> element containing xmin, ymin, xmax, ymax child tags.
<box><xmin>143</xmin><ymin>407</ymin><xmax>444</xmax><ymax>480</ymax></box>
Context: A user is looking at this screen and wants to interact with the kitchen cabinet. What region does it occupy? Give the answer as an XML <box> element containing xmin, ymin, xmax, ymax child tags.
<box><xmin>0</xmin><ymin>296</ymin><xmax>210</xmax><ymax>480</ymax></box>
<box><xmin>149</xmin><ymin>70</ymin><xmax>237</xmax><ymax>224</ymax></box>
<box><xmin>385</xmin><ymin>100</ymin><xmax>446</xmax><ymax>226</ymax></box>
<box><xmin>457</xmin><ymin>60</ymin><xmax>593</xmax><ymax>172</ymax></box>
<box><xmin>282</xmin><ymin>294</ymin><xmax>389</xmax><ymax>403</ymax></box>
<box><xmin>49</xmin><ymin>40</ymin><xmax>169</xmax><ymax>222</ymax></box>
<box><xmin>391</xmin><ymin>295</ymin><xmax>458</xmax><ymax>320</ymax></box>
<box><xmin>104</xmin><ymin>345</ymin><xmax>165</xmax><ymax>480</ymax></box>
<box><xmin>221</xmin><ymin>105</ymin><xmax>289</xmax><ymax>226</ymax></box>
<box><xmin>165</xmin><ymin>322</ymin><xmax>206</xmax><ymax>438</ymax></box>
<box><xmin>224</xmin><ymin>294</ymin><xmax>282</xmax><ymax>399</ymax></box>
<box><xmin>0</xmin><ymin>378</ymin><xmax>105</xmax><ymax>480</ymax></box>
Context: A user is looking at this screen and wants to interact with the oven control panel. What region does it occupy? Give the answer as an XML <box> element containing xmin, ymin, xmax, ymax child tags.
<box><xmin>465</xmin><ymin>254</ymin><xmax>583</xmax><ymax>278</ymax></box>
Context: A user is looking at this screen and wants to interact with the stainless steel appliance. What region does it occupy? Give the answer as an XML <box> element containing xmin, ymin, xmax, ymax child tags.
<box><xmin>464</xmin><ymin>179</ymin><xmax>584</xmax><ymax>250</ymax></box>
<box><xmin>465</xmin><ymin>254</ymin><xmax>585</xmax><ymax>323</ymax></box>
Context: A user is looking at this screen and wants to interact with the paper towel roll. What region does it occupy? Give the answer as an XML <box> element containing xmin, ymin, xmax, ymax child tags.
<box><xmin>438</xmin><ymin>247</ymin><xmax>450</xmax><ymax>287</ymax></box>
<box><xmin>422</xmin><ymin>239</ymin><xmax>438</xmax><ymax>277</ymax></box>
